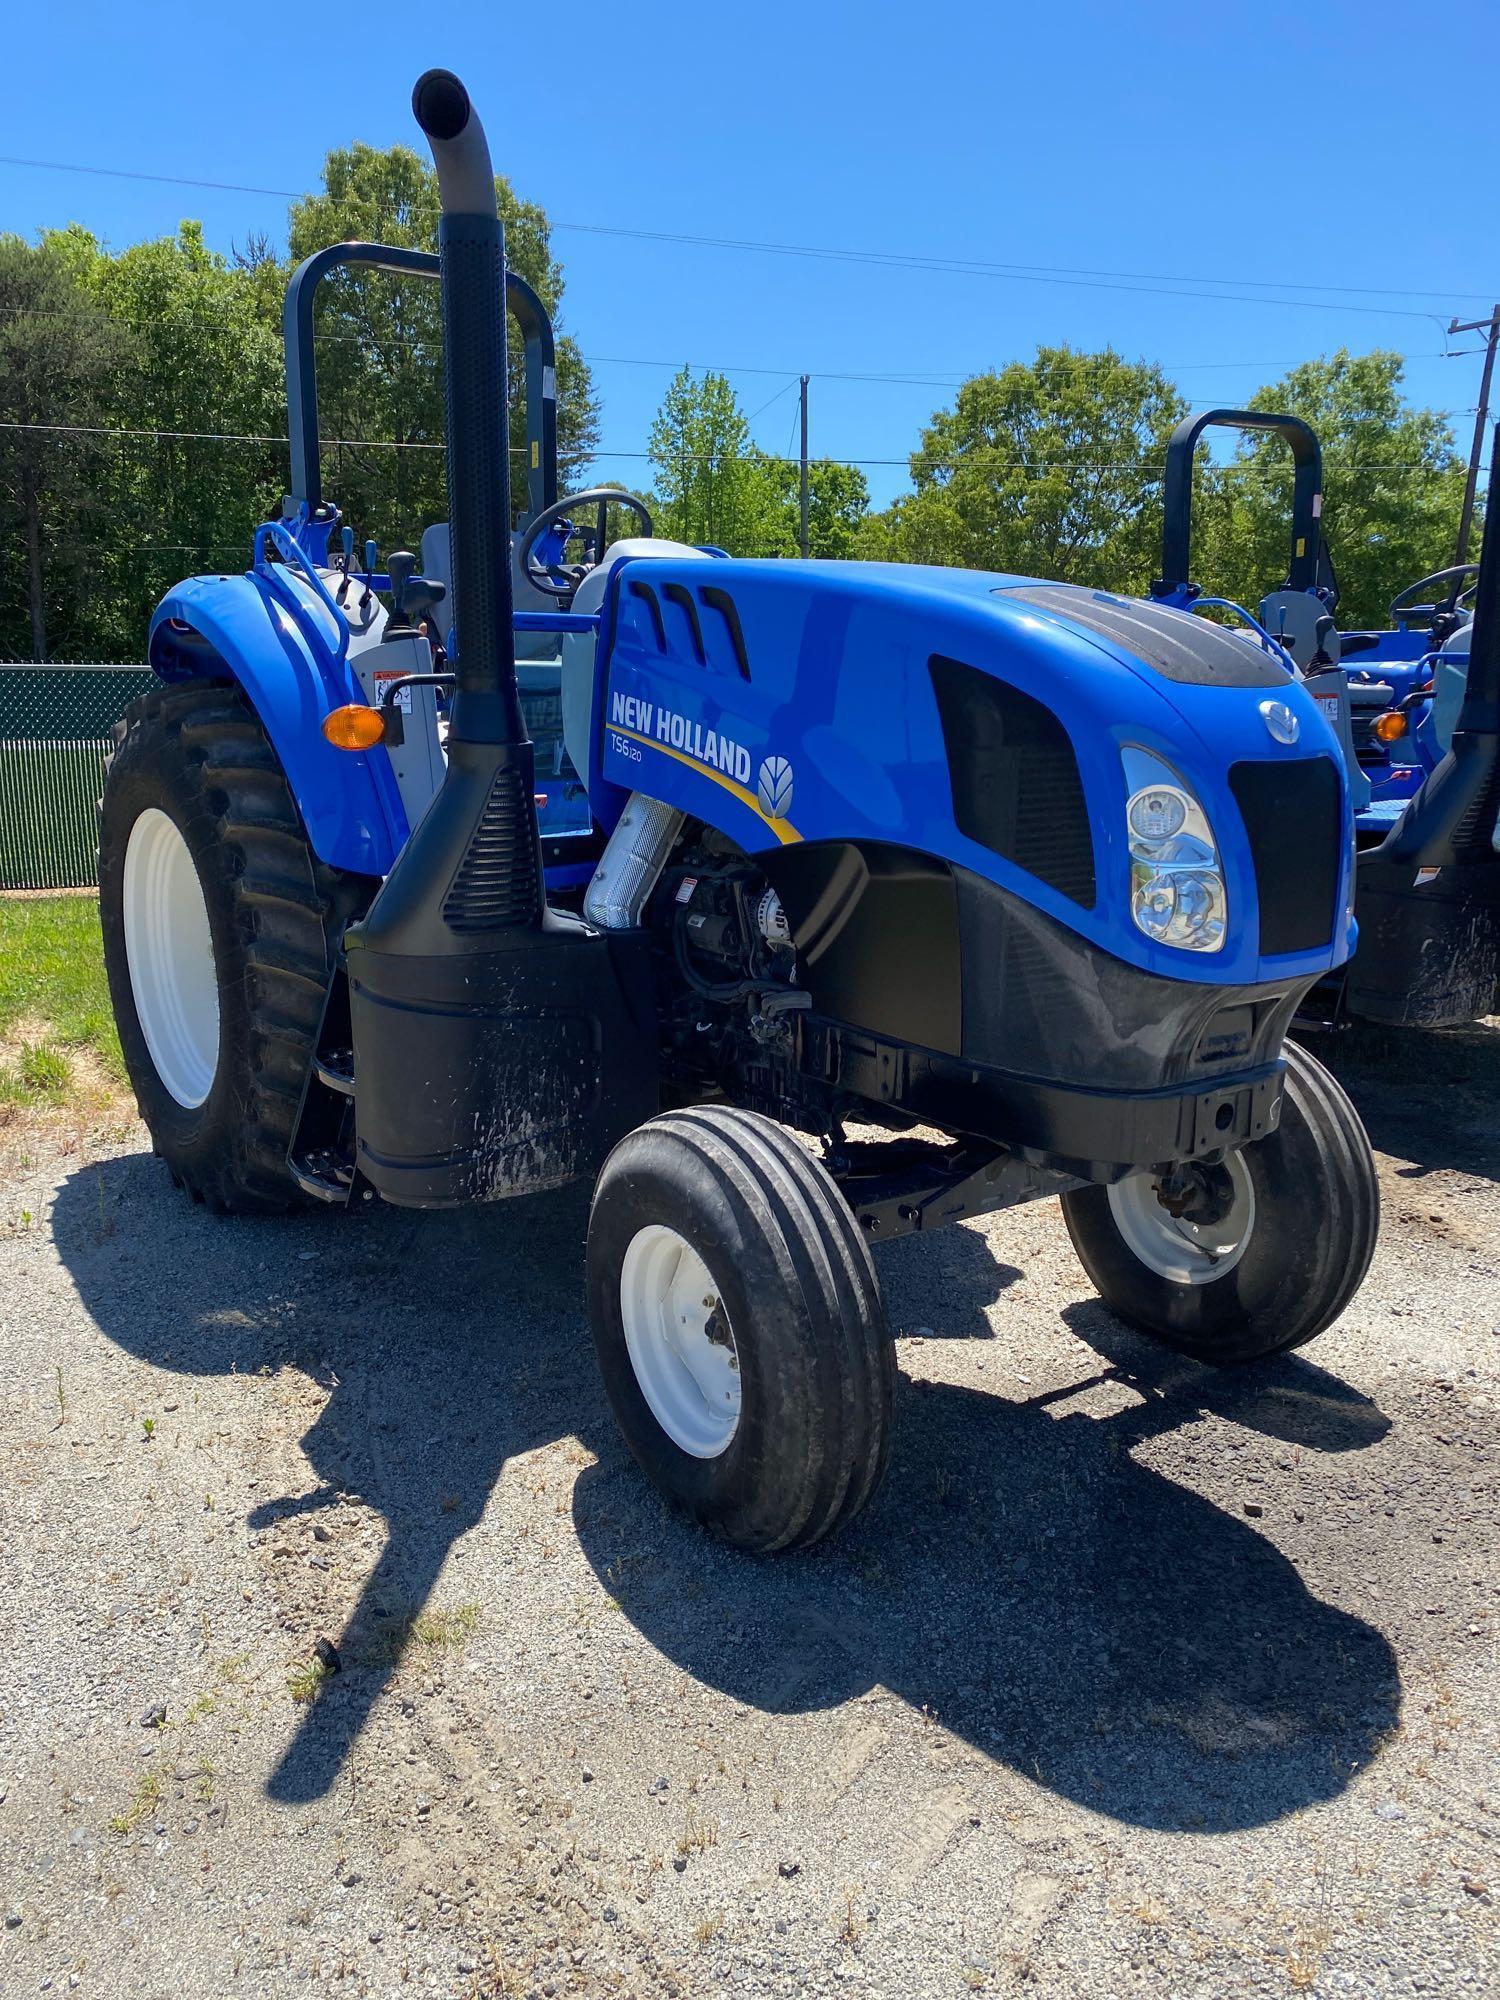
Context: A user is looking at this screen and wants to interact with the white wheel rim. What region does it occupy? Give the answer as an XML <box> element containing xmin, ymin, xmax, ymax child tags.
<box><xmin>619</xmin><ymin>1225</ymin><xmax>741</xmax><ymax>1458</ymax></box>
<box><xmin>122</xmin><ymin>807</ymin><xmax>221</xmax><ymax>1110</ymax></box>
<box><xmin>1106</xmin><ymin>1154</ymin><xmax>1256</xmax><ymax>1287</ymax></box>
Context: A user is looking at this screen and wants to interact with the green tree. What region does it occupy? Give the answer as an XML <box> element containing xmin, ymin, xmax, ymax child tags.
<box><xmin>0</xmin><ymin>234</ymin><xmax>126</xmax><ymax>659</ymax></box>
<box><xmin>57</xmin><ymin>219</ymin><xmax>287</xmax><ymax>656</ymax></box>
<box><xmin>1197</xmin><ymin>349</ymin><xmax>1469</xmax><ymax>630</ymax></box>
<box><xmin>287</xmin><ymin>143</ymin><xmax>600</xmax><ymax>548</ymax></box>
<box><xmin>646</xmin><ymin>368</ymin><xmax>869</xmax><ymax>557</ymax></box>
<box><xmin>0</xmin><ymin>145</ymin><xmax>603</xmax><ymax>659</ymax></box>
<box><xmin>865</xmin><ymin>346</ymin><xmax>1187</xmax><ymax>591</ymax></box>
<box><xmin>759</xmin><ymin>455</ymin><xmax>870</xmax><ymax>559</ymax></box>
<box><xmin>647</xmin><ymin>368</ymin><xmax>779</xmax><ymax>552</ymax></box>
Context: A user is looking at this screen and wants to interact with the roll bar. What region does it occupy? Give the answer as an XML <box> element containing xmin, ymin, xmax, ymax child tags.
<box><xmin>1153</xmin><ymin>408</ymin><xmax>1324</xmax><ymax>601</ymax></box>
<box><xmin>283</xmin><ymin>241</ymin><xmax>558</xmax><ymax>521</ymax></box>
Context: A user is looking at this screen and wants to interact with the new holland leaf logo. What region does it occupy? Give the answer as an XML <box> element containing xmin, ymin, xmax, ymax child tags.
<box><xmin>757</xmin><ymin>756</ymin><xmax>794</xmax><ymax>820</ymax></box>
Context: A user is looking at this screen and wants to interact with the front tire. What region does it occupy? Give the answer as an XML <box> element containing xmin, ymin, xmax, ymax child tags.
<box><xmin>99</xmin><ymin>681</ymin><xmax>371</xmax><ymax>1213</ymax></box>
<box><xmin>1061</xmin><ymin>1042</ymin><xmax>1378</xmax><ymax>1363</ymax></box>
<box><xmin>586</xmin><ymin>1107</ymin><xmax>895</xmax><ymax>1551</ymax></box>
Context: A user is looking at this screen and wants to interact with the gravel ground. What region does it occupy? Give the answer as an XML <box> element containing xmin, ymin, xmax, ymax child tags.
<box><xmin>0</xmin><ymin>1023</ymin><xmax>1497</xmax><ymax>1999</ymax></box>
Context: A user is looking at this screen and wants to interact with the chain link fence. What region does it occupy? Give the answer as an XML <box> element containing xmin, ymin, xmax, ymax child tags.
<box><xmin>1</xmin><ymin>667</ymin><xmax>155</xmax><ymax>891</ymax></box>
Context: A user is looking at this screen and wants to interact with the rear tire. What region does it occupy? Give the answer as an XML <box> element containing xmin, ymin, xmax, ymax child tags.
<box><xmin>1061</xmin><ymin>1042</ymin><xmax>1378</xmax><ymax>1363</ymax></box>
<box><xmin>586</xmin><ymin>1106</ymin><xmax>894</xmax><ymax>1550</ymax></box>
<box><xmin>99</xmin><ymin>681</ymin><xmax>372</xmax><ymax>1213</ymax></box>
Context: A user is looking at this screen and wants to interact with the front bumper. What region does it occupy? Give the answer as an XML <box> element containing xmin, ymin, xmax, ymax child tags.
<box><xmin>804</xmin><ymin>1016</ymin><xmax>1286</xmax><ymax>1181</ymax></box>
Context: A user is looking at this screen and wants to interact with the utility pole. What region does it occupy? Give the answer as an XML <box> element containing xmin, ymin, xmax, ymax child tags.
<box><xmin>1449</xmin><ymin>304</ymin><xmax>1500</xmax><ymax>566</ymax></box>
<box><xmin>798</xmin><ymin>375</ymin><xmax>811</xmax><ymax>560</ymax></box>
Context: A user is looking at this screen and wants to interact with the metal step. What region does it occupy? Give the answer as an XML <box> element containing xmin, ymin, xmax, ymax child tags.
<box><xmin>287</xmin><ymin>960</ymin><xmax>359</xmax><ymax>1209</ymax></box>
<box><xmin>289</xmin><ymin>1147</ymin><xmax>356</xmax><ymax>1204</ymax></box>
<box><xmin>313</xmin><ymin>1049</ymin><xmax>355</xmax><ymax>1096</ymax></box>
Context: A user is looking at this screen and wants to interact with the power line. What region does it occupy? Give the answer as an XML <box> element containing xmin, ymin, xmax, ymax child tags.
<box><xmin>1</xmin><ymin>151</ymin><xmax>1490</xmax><ymax>321</ymax></box>
<box><xmin>0</xmin><ymin>416</ymin><xmax>1462</xmax><ymax>478</ymax></box>
<box><xmin>0</xmin><ymin>299</ymin><xmax>1478</xmax><ymax>389</ymax></box>
<box><xmin>743</xmin><ymin>378</ymin><xmax>802</xmax><ymax>423</ymax></box>
<box><xmin>0</xmin><ymin>155</ymin><xmax>304</xmax><ymax>198</ymax></box>
<box><xmin>550</xmin><ymin>221</ymin><xmax>1469</xmax><ymax>324</ymax></box>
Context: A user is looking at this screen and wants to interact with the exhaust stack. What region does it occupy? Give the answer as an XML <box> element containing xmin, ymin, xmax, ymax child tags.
<box><xmin>340</xmin><ymin>72</ymin><xmax>657</xmax><ymax>1205</ymax></box>
<box><xmin>410</xmin><ymin>70</ymin><xmax>527</xmax><ymax>746</ymax></box>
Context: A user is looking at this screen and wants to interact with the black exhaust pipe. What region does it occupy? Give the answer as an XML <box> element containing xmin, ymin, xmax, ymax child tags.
<box><xmin>1346</xmin><ymin>425</ymin><xmax>1500</xmax><ymax>1025</ymax></box>
<box><xmin>410</xmin><ymin>69</ymin><xmax>528</xmax><ymax>748</ymax></box>
<box><xmin>340</xmin><ymin>72</ymin><xmax>656</xmax><ymax>1205</ymax></box>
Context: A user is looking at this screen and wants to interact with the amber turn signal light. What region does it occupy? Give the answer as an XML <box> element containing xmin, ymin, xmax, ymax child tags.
<box><xmin>1371</xmin><ymin>711</ymin><xmax>1408</xmax><ymax>745</ymax></box>
<box><xmin>321</xmin><ymin>704</ymin><xmax>385</xmax><ymax>751</ymax></box>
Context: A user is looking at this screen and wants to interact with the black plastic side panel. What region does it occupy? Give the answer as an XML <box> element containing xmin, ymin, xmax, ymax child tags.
<box><xmin>760</xmin><ymin>842</ymin><xmax>962</xmax><ymax>1056</ymax></box>
<box><xmin>761</xmin><ymin>842</ymin><xmax>1309</xmax><ymax>1104</ymax></box>
<box><xmin>929</xmin><ymin>655</ymin><xmax>1095</xmax><ymax>906</ymax></box>
<box><xmin>951</xmin><ymin>865</ymin><xmax>1309</xmax><ymax>1090</ymax></box>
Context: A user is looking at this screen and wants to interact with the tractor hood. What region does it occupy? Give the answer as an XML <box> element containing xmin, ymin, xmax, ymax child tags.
<box><xmin>589</xmin><ymin>554</ymin><xmax>1354</xmax><ymax>991</ymax></box>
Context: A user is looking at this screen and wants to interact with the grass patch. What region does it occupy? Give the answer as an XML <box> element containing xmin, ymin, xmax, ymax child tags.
<box><xmin>367</xmin><ymin>1601</ymin><xmax>482</xmax><ymax>1669</ymax></box>
<box><xmin>674</xmin><ymin>1807</ymin><xmax>718</xmax><ymax>1860</ymax></box>
<box><xmin>109</xmin><ymin>1768</ymin><xmax>163</xmax><ymax>1835</ymax></box>
<box><xmin>411</xmin><ymin>1603</ymin><xmax>480</xmax><ymax>1650</ymax></box>
<box><xmin>0</xmin><ymin>894</ymin><xmax>123</xmax><ymax>1101</ymax></box>
<box><xmin>288</xmin><ymin>1658</ymin><xmax>332</xmax><ymax>1705</ymax></box>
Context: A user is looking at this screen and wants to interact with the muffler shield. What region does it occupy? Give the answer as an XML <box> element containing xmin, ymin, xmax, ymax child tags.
<box><xmin>348</xmin><ymin>917</ymin><xmax>658</xmax><ymax>1206</ymax></box>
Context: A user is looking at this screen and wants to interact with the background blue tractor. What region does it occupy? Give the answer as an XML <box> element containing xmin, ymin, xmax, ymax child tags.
<box><xmin>97</xmin><ymin>71</ymin><xmax>1381</xmax><ymax>1551</ymax></box>
<box><xmin>1336</xmin><ymin>563</ymin><xmax>1482</xmax><ymax>837</ymax></box>
<box><xmin>1149</xmin><ymin>408</ymin><xmax>1500</xmax><ymax>1028</ymax></box>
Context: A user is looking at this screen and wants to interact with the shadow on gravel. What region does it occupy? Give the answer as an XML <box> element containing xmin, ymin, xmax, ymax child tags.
<box><xmin>574</xmin><ymin>1224</ymin><xmax>1401</xmax><ymax>1835</ymax></box>
<box><xmin>55</xmin><ymin>1151</ymin><xmax>1400</xmax><ymax>1831</ymax></box>
<box><xmin>1062</xmin><ymin>1303</ymin><xmax>1393</xmax><ymax>1454</ymax></box>
<box><xmin>53</xmin><ymin>1154</ymin><xmax>597</xmax><ymax>1807</ymax></box>
<box><xmin>1309</xmin><ymin>1015</ymin><xmax>1500</xmax><ymax>1182</ymax></box>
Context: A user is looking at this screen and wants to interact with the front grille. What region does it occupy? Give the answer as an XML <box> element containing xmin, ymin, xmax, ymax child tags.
<box><xmin>443</xmin><ymin>766</ymin><xmax>541</xmax><ymax>932</ymax></box>
<box><xmin>1229</xmin><ymin>757</ymin><xmax>1341</xmax><ymax>956</ymax></box>
<box><xmin>929</xmin><ymin>655</ymin><xmax>1095</xmax><ymax>907</ymax></box>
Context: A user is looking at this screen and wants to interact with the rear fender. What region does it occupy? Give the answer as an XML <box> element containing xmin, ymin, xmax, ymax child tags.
<box><xmin>148</xmin><ymin>571</ymin><xmax>407</xmax><ymax>875</ymax></box>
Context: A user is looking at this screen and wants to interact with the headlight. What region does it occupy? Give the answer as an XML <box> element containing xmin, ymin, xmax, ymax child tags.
<box><xmin>1123</xmin><ymin>747</ymin><xmax>1226</xmax><ymax>953</ymax></box>
<box><xmin>1127</xmin><ymin>786</ymin><xmax>1187</xmax><ymax>843</ymax></box>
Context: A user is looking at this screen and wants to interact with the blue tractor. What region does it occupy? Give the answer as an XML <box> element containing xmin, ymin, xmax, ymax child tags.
<box><xmin>98</xmin><ymin>72</ymin><xmax>1381</xmax><ymax>1549</ymax></box>
<box><xmin>1150</xmin><ymin>407</ymin><xmax>1500</xmax><ymax>1028</ymax></box>
<box><xmin>1151</xmin><ymin>406</ymin><xmax>1403</xmax><ymax>832</ymax></box>
<box><xmin>1336</xmin><ymin>564</ymin><xmax>1482</xmax><ymax>839</ymax></box>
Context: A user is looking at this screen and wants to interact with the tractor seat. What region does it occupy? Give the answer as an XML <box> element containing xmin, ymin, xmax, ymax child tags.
<box><xmin>419</xmin><ymin>522</ymin><xmax>561</xmax><ymax>664</ymax></box>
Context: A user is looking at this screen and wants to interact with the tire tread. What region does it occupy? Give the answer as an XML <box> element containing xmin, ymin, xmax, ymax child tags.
<box><xmin>99</xmin><ymin>681</ymin><xmax>371</xmax><ymax>1214</ymax></box>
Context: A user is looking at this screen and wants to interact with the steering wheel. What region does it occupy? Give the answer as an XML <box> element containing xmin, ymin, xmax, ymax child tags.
<box><xmin>517</xmin><ymin>489</ymin><xmax>654</xmax><ymax>600</ymax></box>
<box><xmin>1387</xmin><ymin>563</ymin><xmax>1480</xmax><ymax>629</ymax></box>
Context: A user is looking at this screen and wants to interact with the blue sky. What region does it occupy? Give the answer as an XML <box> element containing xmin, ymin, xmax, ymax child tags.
<box><xmin>5</xmin><ymin>0</ymin><xmax>1497</xmax><ymax>509</ymax></box>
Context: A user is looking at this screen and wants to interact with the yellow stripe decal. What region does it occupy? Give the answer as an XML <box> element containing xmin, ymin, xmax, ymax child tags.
<box><xmin>612</xmin><ymin>725</ymin><xmax>801</xmax><ymax>844</ymax></box>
